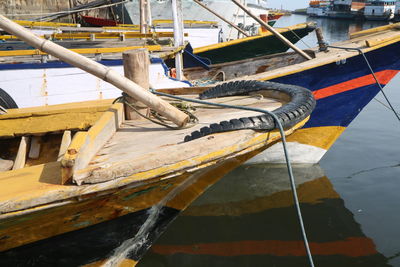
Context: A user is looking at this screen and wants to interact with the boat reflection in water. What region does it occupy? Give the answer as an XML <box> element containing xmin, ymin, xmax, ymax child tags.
<box><xmin>139</xmin><ymin>164</ymin><xmax>390</xmax><ymax>267</ymax></box>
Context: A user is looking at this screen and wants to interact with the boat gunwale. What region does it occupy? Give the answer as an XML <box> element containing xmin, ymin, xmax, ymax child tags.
<box><xmin>0</xmin><ymin>117</ymin><xmax>309</xmax><ymax>216</ymax></box>
<box><xmin>233</xmin><ymin>24</ymin><xmax>400</xmax><ymax>82</ymax></box>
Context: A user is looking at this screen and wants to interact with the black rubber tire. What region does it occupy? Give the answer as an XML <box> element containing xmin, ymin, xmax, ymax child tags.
<box><xmin>0</xmin><ymin>88</ymin><xmax>18</xmax><ymax>109</ymax></box>
<box><xmin>184</xmin><ymin>80</ymin><xmax>315</xmax><ymax>142</ymax></box>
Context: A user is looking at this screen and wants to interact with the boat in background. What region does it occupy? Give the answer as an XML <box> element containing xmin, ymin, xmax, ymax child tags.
<box><xmin>364</xmin><ymin>0</ymin><xmax>396</xmax><ymax>20</ymax></box>
<box><xmin>265</xmin><ymin>12</ymin><xmax>283</xmax><ymax>26</ymax></box>
<box><xmin>81</xmin><ymin>15</ymin><xmax>120</xmax><ymax>27</ymax></box>
<box><xmin>395</xmin><ymin>1</ymin><xmax>400</xmax><ymax>21</ymax></box>
<box><xmin>113</xmin><ymin>0</ymin><xmax>271</xmax><ymax>40</ymax></box>
<box><xmin>0</xmin><ymin>48</ymin><xmax>191</xmax><ymax>109</ymax></box>
<box><xmin>189</xmin><ymin>22</ymin><xmax>315</xmax><ymax>64</ymax></box>
<box><xmin>328</xmin><ymin>0</ymin><xmax>357</xmax><ymax>19</ymax></box>
<box><xmin>307</xmin><ymin>0</ymin><xmax>332</xmax><ymax>17</ymax></box>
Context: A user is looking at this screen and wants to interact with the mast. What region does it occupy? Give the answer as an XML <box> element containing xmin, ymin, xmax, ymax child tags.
<box><xmin>171</xmin><ymin>0</ymin><xmax>184</xmax><ymax>80</ymax></box>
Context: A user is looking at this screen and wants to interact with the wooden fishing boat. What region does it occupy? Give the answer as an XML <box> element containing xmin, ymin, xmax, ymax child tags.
<box><xmin>183</xmin><ymin>23</ymin><xmax>400</xmax><ymax>164</ymax></box>
<box><xmin>0</xmin><ymin>82</ymin><xmax>314</xmax><ymax>255</ymax></box>
<box><xmin>141</xmin><ymin>164</ymin><xmax>389</xmax><ymax>267</ymax></box>
<box><xmin>189</xmin><ymin>22</ymin><xmax>316</xmax><ymax>64</ymax></box>
<box><xmin>0</xmin><ymin>15</ymin><xmax>316</xmax><ymax>265</ymax></box>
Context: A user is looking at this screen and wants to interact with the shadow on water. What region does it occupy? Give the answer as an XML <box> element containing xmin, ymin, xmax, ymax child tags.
<box><xmin>138</xmin><ymin>164</ymin><xmax>391</xmax><ymax>267</ymax></box>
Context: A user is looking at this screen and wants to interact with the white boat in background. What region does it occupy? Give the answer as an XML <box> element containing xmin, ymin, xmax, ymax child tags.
<box><xmin>113</xmin><ymin>0</ymin><xmax>270</xmax><ymax>41</ymax></box>
<box><xmin>327</xmin><ymin>0</ymin><xmax>356</xmax><ymax>19</ymax></box>
<box><xmin>364</xmin><ymin>0</ymin><xmax>396</xmax><ymax>20</ymax></box>
<box><xmin>307</xmin><ymin>0</ymin><xmax>332</xmax><ymax>17</ymax></box>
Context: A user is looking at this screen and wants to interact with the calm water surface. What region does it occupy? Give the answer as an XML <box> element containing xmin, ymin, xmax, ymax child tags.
<box><xmin>139</xmin><ymin>15</ymin><xmax>400</xmax><ymax>267</ymax></box>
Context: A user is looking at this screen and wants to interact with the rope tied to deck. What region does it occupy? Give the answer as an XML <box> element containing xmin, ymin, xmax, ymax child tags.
<box><xmin>114</xmin><ymin>93</ymin><xmax>199</xmax><ymax>130</ymax></box>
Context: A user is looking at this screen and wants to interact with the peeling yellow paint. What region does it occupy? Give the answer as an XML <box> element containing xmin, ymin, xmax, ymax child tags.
<box><xmin>0</xmin><ymin>108</ymin><xmax>307</xmax><ymax>252</ymax></box>
<box><xmin>0</xmin><ymin>100</ymin><xmax>114</xmax><ymax>137</ymax></box>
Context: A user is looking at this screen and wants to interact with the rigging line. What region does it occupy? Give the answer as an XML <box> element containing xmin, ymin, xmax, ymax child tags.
<box><xmin>373</xmin><ymin>97</ymin><xmax>400</xmax><ymax>117</ymax></box>
<box><xmin>3</xmin><ymin>0</ymin><xmax>130</xmax><ymax>17</ymax></box>
<box><xmin>152</xmin><ymin>89</ymin><xmax>315</xmax><ymax>267</ymax></box>
<box><xmin>327</xmin><ymin>45</ymin><xmax>400</xmax><ymax>122</ymax></box>
<box><xmin>277</xmin><ymin>27</ymin><xmax>312</xmax><ymax>48</ymax></box>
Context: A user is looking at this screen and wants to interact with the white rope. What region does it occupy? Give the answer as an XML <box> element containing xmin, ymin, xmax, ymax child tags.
<box><xmin>2</xmin><ymin>0</ymin><xmax>129</xmax><ymax>17</ymax></box>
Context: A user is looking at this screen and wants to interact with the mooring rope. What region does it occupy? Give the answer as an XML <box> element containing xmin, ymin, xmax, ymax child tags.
<box><xmin>151</xmin><ymin>89</ymin><xmax>316</xmax><ymax>267</ymax></box>
<box><xmin>327</xmin><ymin>45</ymin><xmax>400</xmax><ymax>122</ymax></box>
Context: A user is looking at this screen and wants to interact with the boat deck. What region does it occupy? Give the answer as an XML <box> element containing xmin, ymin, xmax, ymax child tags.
<box><xmin>78</xmin><ymin>95</ymin><xmax>284</xmax><ymax>183</ymax></box>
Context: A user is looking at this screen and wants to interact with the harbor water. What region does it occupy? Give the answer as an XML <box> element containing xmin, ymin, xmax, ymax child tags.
<box><xmin>2</xmin><ymin>15</ymin><xmax>400</xmax><ymax>267</ymax></box>
<box><xmin>138</xmin><ymin>15</ymin><xmax>400</xmax><ymax>267</ymax></box>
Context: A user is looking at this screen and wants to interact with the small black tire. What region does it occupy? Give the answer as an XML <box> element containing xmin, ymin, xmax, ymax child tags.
<box><xmin>0</xmin><ymin>88</ymin><xmax>18</xmax><ymax>109</ymax></box>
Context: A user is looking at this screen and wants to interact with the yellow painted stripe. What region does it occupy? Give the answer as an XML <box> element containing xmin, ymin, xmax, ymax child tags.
<box><xmin>153</xmin><ymin>19</ymin><xmax>217</xmax><ymax>25</ymax></box>
<box><xmin>350</xmin><ymin>22</ymin><xmax>400</xmax><ymax>38</ymax></box>
<box><xmin>1</xmin><ymin>99</ymin><xmax>113</xmax><ymax>119</ymax></box>
<box><xmin>14</xmin><ymin>20</ymin><xmax>79</xmax><ymax>28</ymax></box>
<box><xmin>0</xmin><ymin>45</ymin><xmax>163</xmax><ymax>57</ymax></box>
<box><xmin>286</xmin><ymin>126</ymin><xmax>346</xmax><ymax>150</ymax></box>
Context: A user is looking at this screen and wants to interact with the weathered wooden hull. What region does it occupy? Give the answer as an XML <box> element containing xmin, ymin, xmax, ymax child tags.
<box><xmin>193</xmin><ymin>23</ymin><xmax>316</xmax><ymax>64</ymax></box>
<box><xmin>0</xmin><ymin>136</ymin><xmax>284</xmax><ymax>264</ymax></box>
<box><xmin>0</xmin><ymin>100</ymin><xmax>310</xmax><ymax>260</ymax></box>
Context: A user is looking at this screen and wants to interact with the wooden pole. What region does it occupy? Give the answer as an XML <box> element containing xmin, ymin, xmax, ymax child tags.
<box><xmin>123</xmin><ymin>48</ymin><xmax>150</xmax><ymax>120</ymax></box>
<box><xmin>140</xmin><ymin>0</ymin><xmax>147</xmax><ymax>33</ymax></box>
<box><xmin>0</xmin><ymin>15</ymin><xmax>189</xmax><ymax>127</ymax></box>
<box><xmin>230</xmin><ymin>0</ymin><xmax>312</xmax><ymax>60</ymax></box>
<box><xmin>192</xmin><ymin>0</ymin><xmax>249</xmax><ymax>37</ymax></box>
<box><xmin>171</xmin><ymin>0</ymin><xmax>184</xmax><ymax>80</ymax></box>
<box><xmin>315</xmin><ymin>27</ymin><xmax>328</xmax><ymax>52</ymax></box>
<box><xmin>146</xmin><ymin>0</ymin><xmax>153</xmax><ymax>29</ymax></box>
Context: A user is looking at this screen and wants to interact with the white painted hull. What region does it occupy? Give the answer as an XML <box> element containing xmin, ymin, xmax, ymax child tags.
<box><xmin>0</xmin><ymin>59</ymin><xmax>190</xmax><ymax>108</ymax></box>
<box><xmin>245</xmin><ymin>141</ymin><xmax>327</xmax><ymax>164</ymax></box>
<box><xmin>364</xmin><ymin>3</ymin><xmax>395</xmax><ymax>21</ymax></box>
<box><xmin>154</xmin><ymin>27</ymin><xmax>222</xmax><ymax>48</ymax></box>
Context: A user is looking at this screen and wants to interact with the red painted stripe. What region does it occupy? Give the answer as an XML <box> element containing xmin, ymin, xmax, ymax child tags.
<box><xmin>313</xmin><ymin>70</ymin><xmax>399</xmax><ymax>100</ymax></box>
<box><xmin>151</xmin><ymin>237</ymin><xmax>377</xmax><ymax>257</ymax></box>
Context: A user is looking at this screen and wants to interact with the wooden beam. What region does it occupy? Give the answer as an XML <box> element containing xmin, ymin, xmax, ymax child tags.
<box><xmin>12</xmin><ymin>136</ymin><xmax>29</xmax><ymax>170</ymax></box>
<box><xmin>61</xmin><ymin>103</ymin><xmax>124</xmax><ymax>184</ymax></box>
<box><xmin>193</xmin><ymin>0</ymin><xmax>249</xmax><ymax>37</ymax></box>
<box><xmin>28</xmin><ymin>136</ymin><xmax>41</xmax><ymax>159</ymax></box>
<box><xmin>230</xmin><ymin>0</ymin><xmax>312</xmax><ymax>60</ymax></box>
<box><xmin>57</xmin><ymin>131</ymin><xmax>72</xmax><ymax>161</ymax></box>
<box><xmin>365</xmin><ymin>35</ymin><xmax>400</xmax><ymax>48</ymax></box>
